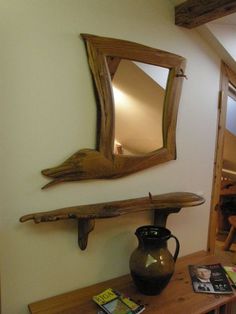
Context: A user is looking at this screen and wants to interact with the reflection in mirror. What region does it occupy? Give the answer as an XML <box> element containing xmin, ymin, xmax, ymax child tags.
<box><xmin>108</xmin><ymin>58</ymin><xmax>169</xmax><ymax>155</ymax></box>
<box><xmin>222</xmin><ymin>83</ymin><xmax>236</xmax><ymax>179</ymax></box>
<box><xmin>226</xmin><ymin>84</ymin><xmax>236</xmax><ymax>135</ymax></box>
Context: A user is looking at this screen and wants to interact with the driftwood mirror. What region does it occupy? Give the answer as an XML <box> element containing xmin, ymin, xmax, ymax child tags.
<box><xmin>42</xmin><ymin>34</ymin><xmax>186</xmax><ymax>189</ymax></box>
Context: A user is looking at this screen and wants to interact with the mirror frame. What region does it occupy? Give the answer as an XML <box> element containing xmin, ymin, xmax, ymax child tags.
<box><xmin>41</xmin><ymin>34</ymin><xmax>186</xmax><ymax>189</ymax></box>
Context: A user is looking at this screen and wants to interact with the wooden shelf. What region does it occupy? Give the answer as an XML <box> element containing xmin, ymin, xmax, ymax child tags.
<box><xmin>20</xmin><ymin>192</ymin><xmax>204</xmax><ymax>250</ymax></box>
<box><xmin>28</xmin><ymin>251</ymin><xmax>236</xmax><ymax>314</ymax></box>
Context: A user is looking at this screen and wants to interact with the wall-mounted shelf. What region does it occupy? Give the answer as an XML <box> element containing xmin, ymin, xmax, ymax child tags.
<box><xmin>20</xmin><ymin>192</ymin><xmax>205</xmax><ymax>250</ymax></box>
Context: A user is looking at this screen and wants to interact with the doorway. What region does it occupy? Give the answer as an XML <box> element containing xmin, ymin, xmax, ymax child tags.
<box><xmin>208</xmin><ymin>63</ymin><xmax>236</xmax><ymax>253</ymax></box>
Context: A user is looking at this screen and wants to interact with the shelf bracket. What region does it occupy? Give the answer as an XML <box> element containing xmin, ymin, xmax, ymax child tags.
<box><xmin>78</xmin><ymin>218</ymin><xmax>95</xmax><ymax>250</ymax></box>
<box><xmin>154</xmin><ymin>208</ymin><xmax>181</xmax><ymax>227</ymax></box>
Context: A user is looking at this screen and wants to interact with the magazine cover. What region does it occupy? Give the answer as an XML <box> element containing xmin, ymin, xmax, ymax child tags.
<box><xmin>188</xmin><ymin>263</ymin><xmax>233</xmax><ymax>294</ymax></box>
<box><xmin>93</xmin><ymin>288</ymin><xmax>145</xmax><ymax>314</ymax></box>
<box><xmin>224</xmin><ymin>266</ymin><xmax>236</xmax><ymax>287</ymax></box>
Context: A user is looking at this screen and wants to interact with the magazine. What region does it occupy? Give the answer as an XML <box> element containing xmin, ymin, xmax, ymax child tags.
<box><xmin>188</xmin><ymin>263</ymin><xmax>233</xmax><ymax>294</ymax></box>
<box><xmin>93</xmin><ymin>288</ymin><xmax>145</xmax><ymax>314</ymax></box>
<box><xmin>224</xmin><ymin>266</ymin><xmax>236</xmax><ymax>287</ymax></box>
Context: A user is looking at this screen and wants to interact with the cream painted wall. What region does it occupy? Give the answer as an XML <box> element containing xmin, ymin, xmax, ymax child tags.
<box><xmin>207</xmin><ymin>23</ymin><xmax>236</xmax><ymax>61</ymax></box>
<box><xmin>0</xmin><ymin>1</ymin><xmax>220</xmax><ymax>313</ymax></box>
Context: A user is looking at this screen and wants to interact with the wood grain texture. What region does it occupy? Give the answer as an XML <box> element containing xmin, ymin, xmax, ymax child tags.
<box><xmin>223</xmin><ymin>216</ymin><xmax>236</xmax><ymax>251</ymax></box>
<box><xmin>208</xmin><ymin>63</ymin><xmax>236</xmax><ymax>253</ymax></box>
<box><xmin>28</xmin><ymin>251</ymin><xmax>236</xmax><ymax>314</ymax></box>
<box><xmin>221</xmin><ymin>180</ymin><xmax>236</xmax><ymax>196</ymax></box>
<box><xmin>20</xmin><ymin>192</ymin><xmax>204</xmax><ymax>250</ymax></box>
<box><xmin>41</xmin><ymin>34</ymin><xmax>186</xmax><ymax>189</ymax></box>
<box><xmin>175</xmin><ymin>0</ymin><xmax>236</xmax><ymax>29</ymax></box>
<box><xmin>20</xmin><ymin>192</ymin><xmax>204</xmax><ymax>223</ymax></box>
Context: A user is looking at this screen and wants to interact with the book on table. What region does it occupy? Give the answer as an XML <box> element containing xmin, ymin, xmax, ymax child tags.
<box><xmin>188</xmin><ymin>263</ymin><xmax>233</xmax><ymax>294</ymax></box>
<box><xmin>93</xmin><ymin>288</ymin><xmax>145</xmax><ymax>314</ymax></box>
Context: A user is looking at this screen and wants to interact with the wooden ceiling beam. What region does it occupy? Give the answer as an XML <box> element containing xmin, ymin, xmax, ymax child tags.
<box><xmin>175</xmin><ymin>0</ymin><xmax>236</xmax><ymax>29</ymax></box>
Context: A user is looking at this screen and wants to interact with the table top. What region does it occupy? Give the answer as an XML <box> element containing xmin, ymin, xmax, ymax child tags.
<box><xmin>28</xmin><ymin>250</ymin><xmax>236</xmax><ymax>314</ymax></box>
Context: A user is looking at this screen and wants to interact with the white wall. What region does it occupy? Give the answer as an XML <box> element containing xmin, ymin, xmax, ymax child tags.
<box><xmin>207</xmin><ymin>23</ymin><xmax>236</xmax><ymax>61</ymax></box>
<box><xmin>0</xmin><ymin>0</ymin><xmax>220</xmax><ymax>313</ymax></box>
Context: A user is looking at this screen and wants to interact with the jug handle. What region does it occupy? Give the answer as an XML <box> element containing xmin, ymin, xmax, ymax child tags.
<box><xmin>169</xmin><ymin>235</ymin><xmax>180</xmax><ymax>262</ymax></box>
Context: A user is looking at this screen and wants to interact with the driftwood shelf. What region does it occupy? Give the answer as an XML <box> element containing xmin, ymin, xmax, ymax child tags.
<box><xmin>20</xmin><ymin>192</ymin><xmax>205</xmax><ymax>250</ymax></box>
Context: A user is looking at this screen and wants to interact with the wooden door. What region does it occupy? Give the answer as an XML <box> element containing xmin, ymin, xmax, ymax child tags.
<box><xmin>208</xmin><ymin>63</ymin><xmax>236</xmax><ymax>252</ymax></box>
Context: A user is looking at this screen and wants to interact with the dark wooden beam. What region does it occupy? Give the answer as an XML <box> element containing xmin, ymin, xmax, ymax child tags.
<box><xmin>175</xmin><ymin>0</ymin><xmax>236</xmax><ymax>29</ymax></box>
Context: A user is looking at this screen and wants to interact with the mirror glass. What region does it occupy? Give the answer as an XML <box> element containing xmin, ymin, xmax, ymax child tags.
<box><xmin>226</xmin><ymin>84</ymin><xmax>236</xmax><ymax>135</ymax></box>
<box><xmin>222</xmin><ymin>83</ymin><xmax>236</xmax><ymax>179</ymax></box>
<box><xmin>107</xmin><ymin>57</ymin><xmax>169</xmax><ymax>155</ymax></box>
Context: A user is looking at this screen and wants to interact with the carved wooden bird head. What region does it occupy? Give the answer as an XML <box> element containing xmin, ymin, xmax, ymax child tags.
<box><xmin>41</xmin><ymin>149</ymin><xmax>114</xmax><ymax>189</ymax></box>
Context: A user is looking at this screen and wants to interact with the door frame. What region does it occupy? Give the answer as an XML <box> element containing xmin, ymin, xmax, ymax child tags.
<box><xmin>208</xmin><ymin>62</ymin><xmax>236</xmax><ymax>252</ymax></box>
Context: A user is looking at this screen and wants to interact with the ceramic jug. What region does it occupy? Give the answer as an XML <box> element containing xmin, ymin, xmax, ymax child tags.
<box><xmin>129</xmin><ymin>225</ymin><xmax>180</xmax><ymax>295</ymax></box>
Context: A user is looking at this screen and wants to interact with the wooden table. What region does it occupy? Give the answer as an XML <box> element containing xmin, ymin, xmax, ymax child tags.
<box><xmin>28</xmin><ymin>251</ymin><xmax>236</xmax><ymax>314</ymax></box>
